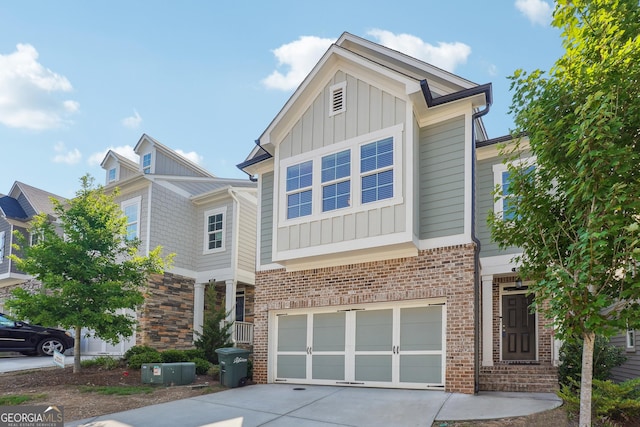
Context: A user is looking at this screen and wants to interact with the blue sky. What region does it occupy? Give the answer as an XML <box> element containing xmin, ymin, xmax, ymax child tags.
<box><xmin>0</xmin><ymin>0</ymin><xmax>563</xmax><ymax>198</ymax></box>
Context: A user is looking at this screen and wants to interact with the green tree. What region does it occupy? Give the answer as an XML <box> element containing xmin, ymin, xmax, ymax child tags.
<box><xmin>9</xmin><ymin>175</ymin><xmax>172</xmax><ymax>373</ymax></box>
<box><xmin>194</xmin><ymin>286</ymin><xmax>232</xmax><ymax>364</ymax></box>
<box><xmin>489</xmin><ymin>1</ymin><xmax>640</xmax><ymax>425</ymax></box>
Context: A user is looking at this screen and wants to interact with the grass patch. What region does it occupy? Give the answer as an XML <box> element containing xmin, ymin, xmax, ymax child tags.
<box><xmin>79</xmin><ymin>385</ymin><xmax>154</xmax><ymax>396</ymax></box>
<box><xmin>0</xmin><ymin>394</ymin><xmax>47</xmax><ymax>405</ymax></box>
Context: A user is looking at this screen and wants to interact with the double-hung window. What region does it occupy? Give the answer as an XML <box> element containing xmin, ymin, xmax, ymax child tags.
<box><xmin>122</xmin><ymin>198</ymin><xmax>141</xmax><ymax>241</ymax></box>
<box><xmin>286</xmin><ymin>160</ymin><xmax>313</xmax><ymax>219</ymax></box>
<box><xmin>142</xmin><ymin>153</ymin><xmax>152</xmax><ymax>174</ymax></box>
<box><xmin>108</xmin><ymin>167</ymin><xmax>117</xmax><ymax>183</ymax></box>
<box><xmin>361</xmin><ymin>137</ymin><xmax>394</xmax><ymax>204</ymax></box>
<box><xmin>322</xmin><ymin>150</ymin><xmax>351</xmax><ymax>212</ymax></box>
<box><xmin>493</xmin><ymin>157</ymin><xmax>535</xmax><ymax>220</ymax></box>
<box><xmin>627</xmin><ymin>327</ymin><xmax>636</xmax><ymax>351</ymax></box>
<box><xmin>204</xmin><ymin>207</ymin><xmax>226</xmax><ymax>253</ymax></box>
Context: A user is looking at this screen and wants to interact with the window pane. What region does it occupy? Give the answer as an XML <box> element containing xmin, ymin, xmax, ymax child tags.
<box><xmin>288</xmin><ymin>189</ymin><xmax>312</xmax><ymax>219</ymax></box>
<box><xmin>361</xmin><ymin>171</ymin><xmax>393</xmax><ymax>204</ymax></box>
<box><xmin>287</xmin><ymin>161</ymin><xmax>313</xmax><ymax>191</ymax></box>
<box><xmin>361</xmin><ymin>138</ymin><xmax>393</xmax><ymax>173</ymax></box>
<box><xmin>322</xmin><ymin>180</ymin><xmax>350</xmax><ymax>212</ymax></box>
<box><xmin>322</xmin><ymin>150</ymin><xmax>350</xmax><ymax>183</ymax></box>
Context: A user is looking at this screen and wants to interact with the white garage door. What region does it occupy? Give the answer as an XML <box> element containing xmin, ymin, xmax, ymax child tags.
<box><xmin>271</xmin><ymin>301</ymin><xmax>445</xmax><ymax>389</ymax></box>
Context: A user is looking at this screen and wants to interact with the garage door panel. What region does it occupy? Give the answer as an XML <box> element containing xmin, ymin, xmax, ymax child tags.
<box><xmin>277</xmin><ymin>355</ymin><xmax>306</xmax><ymax>379</ymax></box>
<box><xmin>313</xmin><ymin>312</ymin><xmax>345</xmax><ymax>352</ymax></box>
<box><xmin>355</xmin><ymin>309</ymin><xmax>392</xmax><ymax>351</ymax></box>
<box><xmin>400</xmin><ymin>306</ymin><xmax>442</xmax><ymax>351</ymax></box>
<box><xmin>355</xmin><ymin>355</ymin><xmax>393</xmax><ymax>382</ymax></box>
<box><xmin>312</xmin><ymin>355</ymin><xmax>345</xmax><ymax>380</ymax></box>
<box><xmin>400</xmin><ymin>355</ymin><xmax>442</xmax><ymax>383</ymax></box>
<box><xmin>277</xmin><ymin>314</ymin><xmax>307</xmax><ymax>352</ymax></box>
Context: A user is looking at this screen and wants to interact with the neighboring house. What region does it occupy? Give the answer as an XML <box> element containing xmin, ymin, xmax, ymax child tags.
<box><xmin>0</xmin><ymin>182</ymin><xmax>66</xmax><ymax>302</ymax></box>
<box><xmin>610</xmin><ymin>328</ymin><xmax>640</xmax><ymax>382</ymax></box>
<box><xmin>98</xmin><ymin>134</ymin><xmax>257</xmax><ymax>355</ymax></box>
<box><xmin>237</xmin><ymin>32</ymin><xmax>557</xmax><ymax>394</ymax></box>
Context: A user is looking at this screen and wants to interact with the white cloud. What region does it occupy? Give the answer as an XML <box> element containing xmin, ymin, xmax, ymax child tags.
<box><xmin>176</xmin><ymin>149</ymin><xmax>204</xmax><ymax>165</ymax></box>
<box><xmin>122</xmin><ymin>110</ymin><xmax>142</xmax><ymax>129</ymax></box>
<box><xmin>515</xmin><ymin>0</ymin><xmax>552</xmax><ymax>26</ymax></box>
<box><xmin>262</xmin><ymin>36</ymin><xmax>335</xmax><ymax>91</ymax></box>
<box><xmin>88</xmin><ymin>145</ymin><xmax>137</xmax><ymax>166</ymax></box>
<box><xmin>0</xmin><ymin>43</ymin><xmax>79</xmax><ymax>130</ymax></box>
<box><xmin>367</xmin><ymin>29</ymin><xmax>471</xmax><ymax>72</ymax></box>
<box><xmin>52</xmin><ymin>141</ymin><xmax>81</xmax><ymax>165</ymax></box>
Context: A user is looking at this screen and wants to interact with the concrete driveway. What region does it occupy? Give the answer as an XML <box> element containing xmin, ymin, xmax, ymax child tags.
<box><xmin>67</xmin><ymin>384</ymin><xmax>563</xmax><ymax>427</ymax></box>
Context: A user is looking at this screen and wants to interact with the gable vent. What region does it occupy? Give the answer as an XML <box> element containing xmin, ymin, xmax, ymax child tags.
<box><xmin>329</xmin><ymin>82</ymin><xmax>346</xmax><ymax>116</ymax></box>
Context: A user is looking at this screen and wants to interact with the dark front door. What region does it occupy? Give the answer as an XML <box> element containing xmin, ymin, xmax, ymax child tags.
<box><xmin>502</xmin><ymin>293</ymin><xmax>536</xmax><ymax>361</ymax></box>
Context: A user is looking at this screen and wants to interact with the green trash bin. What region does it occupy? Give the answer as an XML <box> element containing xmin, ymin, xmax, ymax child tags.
<box><xmin>215</xmin><ymin>347</ymin><xmax>251</xmax><ymax>388</ymax></box>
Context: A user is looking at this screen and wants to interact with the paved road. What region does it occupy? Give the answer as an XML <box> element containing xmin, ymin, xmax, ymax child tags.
<box><xmin>0</xmin><ymin>352</ymin><xmax>83</xmax><ymax>372</ymax></box>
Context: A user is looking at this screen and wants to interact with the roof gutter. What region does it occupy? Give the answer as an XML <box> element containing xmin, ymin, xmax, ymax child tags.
<box><xmin>237</xmin><ymin>139</ymin><xmax>273</xmax><ymax>182</ymax></box>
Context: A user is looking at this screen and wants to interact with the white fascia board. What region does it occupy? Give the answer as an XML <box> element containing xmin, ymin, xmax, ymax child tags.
<box><xmin>195</xmin><ymin>267</ymin><xmax>234</xmax><ymax>284</ymax></box>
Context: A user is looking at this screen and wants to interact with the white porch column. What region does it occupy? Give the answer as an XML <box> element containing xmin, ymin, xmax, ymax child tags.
<box><xmin>482</xmin><ymin>274</ymin><xmax>494</xmax><ymax>367</ymax></box>
<box><xmin>225</xmin><ymin>279</ymin><xmax>237</xmax><ymax>342</ymax></box>
<box><xmin>193</xmin><ymin>283</ymin><xmax>206</xmax><ymax>339</ymax></box>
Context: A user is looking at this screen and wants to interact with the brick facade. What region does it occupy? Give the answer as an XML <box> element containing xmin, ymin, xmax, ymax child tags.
<box><xmin>137</xmin><ymin>272</ymin><xmax>195</xmax><ymax>350</ymax></box>
<box><xmin>253</xmin><ymin>244</ymin><xmax>477</xmax><ymax>394</ymax></box>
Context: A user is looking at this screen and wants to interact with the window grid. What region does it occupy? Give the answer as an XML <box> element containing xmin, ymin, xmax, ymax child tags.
<box><xmin>322</xmin><ymin>150</ymin><xmax>351</xmax><ymax>212</ymax></box>
<box><xmin>142</xmin><ymin>153</ymin><xmax>152</xmax><ymax>174</ymax></box>
<box><xmin>108</xmin><ymin>168</ymin><xmax>116</xmax><ymax>183</ymax></box>
<box><xmin>123</xmin><ymin>203</ymin><xmax>139</xmax><ymax>240</ymax></box>
<box><xmin>286</xmin><ymin>161</ymin><xmax>313</xmax><ymax>219</ymax></box>
<box><xmin>207</xmin><ymin>213</ymin><xmax>224</xmax><ymax>250</ymax></box>
<box><xmin>360</xmin><ymin>138</ymin><xmax>394</xmax><ymax>204</ymax></box>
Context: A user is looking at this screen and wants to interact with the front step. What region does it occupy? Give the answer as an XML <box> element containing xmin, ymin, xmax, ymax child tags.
<box><xmin>479</xmin><ymin>364</ymin><xmax>559</xmax><ymax>392</ymax></box>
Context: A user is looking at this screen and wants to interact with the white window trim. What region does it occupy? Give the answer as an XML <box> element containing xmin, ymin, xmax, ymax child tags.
<box><xmin>107</xmin><ymin>167</ymin><xmax>118</xmax><ymax>183</ymax></box>
<box><xmin>492</xmin><ymin>156</ymin><xmax>536</xmax><ymax>219</ymax></box>
<box><xmin>142</xmin><ymin>152</ymin><xmax>153</xmax><ymax>174</ymax></box>
<box><xmin>627</xmin><ymin>328</ymin><xmax>636</xmax><ymax>350</ymax></box>
<box><xmin>278</xmin><ymin>124</ymin><xmax>404</xmax><ymax>226</ymax></box>
<box><xmin>0</xmin><ymin>231</ymin><xmax>4</xmax><ymax>263</ymax></box>
<box><xmin>329</xmin><ymin>81</ymin><xmax>347</xmax><ymax>117</ymax></box>
<box><xmin>203</xmin><ymin>206</ymin><xmax>227</xmax><ymax>254</ymax></box>
<box><xmin>121</xmin><ymin>197</ymin><xmax>142</xmax><ymax>240</ymax></box>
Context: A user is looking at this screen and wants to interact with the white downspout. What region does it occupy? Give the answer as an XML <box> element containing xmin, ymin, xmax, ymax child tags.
<box><xmin>226</xmin><ymin>188</ymin><xmax>241</xmax><ymax>343</ymax></box>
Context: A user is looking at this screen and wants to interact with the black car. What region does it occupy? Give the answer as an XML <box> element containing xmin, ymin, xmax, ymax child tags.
<box><xmin>0</xmin><ymin>313</ymin><xmax>74</xmax><ymax>356</ymax></box>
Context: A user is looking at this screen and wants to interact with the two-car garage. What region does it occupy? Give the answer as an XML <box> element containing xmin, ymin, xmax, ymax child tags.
<box><xmin>269</xmin><ymin>300</ymin><xmax>446</xmax><ymax>389</ymax></box>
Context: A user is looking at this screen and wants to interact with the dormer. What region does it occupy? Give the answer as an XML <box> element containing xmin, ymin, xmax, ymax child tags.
<box><xmin>133</xmin><ymin>134</ymin><xmax>215</xmax><ymax>178</ymax></box>
<box><xmin>100</xmin><ymin>150</ymin><xmax>140</xmax><ymax>186</ymax></box>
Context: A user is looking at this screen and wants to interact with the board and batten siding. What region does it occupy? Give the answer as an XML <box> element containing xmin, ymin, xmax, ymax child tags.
<box><xmin>236</xmin><ymin>194</ymin><xmax>257</xmax><ymax>275</ymax></box>
<box><xmin>276</xmin><ymin>71</ymin><xmax>407</xmax><ymax>253</ymax></box>
<box><xmin>418</xmin><ymin>116</ymin><xmax>465</xmax><ymax>240</ymax></box>
<box><xmin>610</xmin><ymin>333</ymin><xmax>640</xmax><ymax>382</ymax></box>
<box><xmin>260</xmin><ymin>172</ymin><xmax>274</xmax><ymax>266</ymax></box>
<box><xmin>196</xmin><ymin>199</ymin><xmax>234</xmax><ymax>272</ymax></box>
<box><xmin>476</xmin><ymin>156</ymin><xmax>521</xmax><ymax>258</ymax></box>
<box><xmin>154</xmin><ymin>151</ymin><xmax>202</xmax><ymax>177</ymax></box>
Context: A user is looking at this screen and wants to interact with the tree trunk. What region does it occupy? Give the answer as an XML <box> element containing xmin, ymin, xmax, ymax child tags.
<box><xmin>579</xmin><ymin>331</ymin><xmax>595</xmax><ymax>427</ymax></box>
<box><xmin>73</xmin><ymin>325</ymin><xmax>82</xmax><ymax>373</ymax></box>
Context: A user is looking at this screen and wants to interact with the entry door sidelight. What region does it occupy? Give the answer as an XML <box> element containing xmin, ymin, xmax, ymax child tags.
<box><xmin>502</xmin><ymin>293</ymin><xmax>536</xmax><ymax>360</ymax></box>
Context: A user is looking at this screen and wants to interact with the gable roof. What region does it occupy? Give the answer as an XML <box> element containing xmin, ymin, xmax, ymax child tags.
<box><xmin>238</xmin><ymin>31</ymin><xmax>492</xmax><ymax>173</ymax></box>
<box><xmin>100</xmin><ymin>149</ymin><xmax>140</xmax><ymax>171</ymax></box>
<box><xmin>9</xmin><ymin>181</ymin><xmax>65</xmax><ymax>218</ymax></box>
<box><xmin>134</xmin><ymin>134</ymin><xmax>216</xmax><ymax>179</ymax></box>
<box><xmin>0</xmin><ymin>195</ymin><xmax>28</xmax><ymax>219</ymax></box>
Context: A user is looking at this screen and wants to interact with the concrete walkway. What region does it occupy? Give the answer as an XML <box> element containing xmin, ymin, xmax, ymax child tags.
<box><xmin>66</xmin><ymin>384</ymin><xmax>563</xmax><ymax>427</ymax></box>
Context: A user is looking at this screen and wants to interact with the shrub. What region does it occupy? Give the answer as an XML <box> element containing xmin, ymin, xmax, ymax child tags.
<box><xmin>126</xmin><ymin>351</ymin><xmax>162</xmax><ymax>369</ymax></box>
<box><xmin>194</xmin><ymin>287</ymin><xmax>232</xmax><ymax>364</ymax></box>
<box><xmin>81</xmin><ymin>356</ymin><xmax>120</xmax><ymax>370</ymax></box>
<box><xmin>123</xmin><ymin>345</ymin><xmax>159</xmax><ymax>362</ymax></box>
<box><xmin>161</xmin><ymin>349</ymin><xmax>188</xmax><ymax>363</ymax></box>
<box><xmin>191</xmin><ymin>357</ymin><xmax>212</xmax><ymax>375</ymax></box>
<box><xmin>558</xmin><ymin>377</ymin><xmax>640</xmax><ymax>424</ymax></box>
<box><xmin>558</xmin><ymin>335</ymin><xmax>626</xmax><ymax>387</ymax></box>
<box><xmin>183</xmin><ymin>348</ymin><xmax>206</xmax><ymax>360</ymax></box>
<box><xmin>208</xmin><ymin>364</ymin><xmax>220</xmax><ymax>380</ymax></box>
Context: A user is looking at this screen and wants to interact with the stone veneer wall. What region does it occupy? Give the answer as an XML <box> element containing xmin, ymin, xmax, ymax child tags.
<box><xmin>137</xmin><ymin>272</ymin><xmax>195</xmax><ymax>350</ymax></box>
<box><xmin>253</xmin><ymin>244</ymin><xmax>477</xmax><ymax>394</ymax></box>
<box><xmin>0</xmin><ymin>280</ymin><xmax>42</xmax><ymax>308</ymax></box>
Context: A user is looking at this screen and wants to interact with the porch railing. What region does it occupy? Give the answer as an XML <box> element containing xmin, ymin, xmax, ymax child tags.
<box><xmin>234</xmin><ymin>321</ymin><xmax>254</xmax><ymax>345</ymax></box>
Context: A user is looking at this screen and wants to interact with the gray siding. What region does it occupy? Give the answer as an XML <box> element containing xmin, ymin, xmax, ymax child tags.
<box><xmin>154</xmin><ymin>151</ymin><xmax>201</xmax><ymax>177</ymax></box>
<box><xmin>148</xmin><ymin>184</ymin><xmax>197</xmax><ymax>271</ymax></box>
<box><xmin>610</xmin><ymin>332</ymin><xmax>640</xmax><ymax>382</ymax></box>
<box><xmin>260</xmin><ymin>172</ymin><xmax>274</xmax><ymax>266</ymax></box>
<box><xmin>237</xmin><ymin>194</ymin><xmax>257</xmax><ymax>276</ymax></box>
<box><xmin>477</xmin><ymin>156</ymin><xmax>521</xmax><ymax>258</ymax></box>
<box><xmin>0</xmin><ymin>219</ymin><xmax>11</xmax><ymax>275</ymax></box>
<box><xmin>17</xmin><ymin>193</ymin><xmax>36</xmax><ymax>218</ymax></box>
<box><xmin>119</xmin><ymin>165</ymin><xmax>138</xmax><ymax>181</ymax></box>
<box><xmin>419</xmin><ymin>116</ymin><xmax>465</xmax><ymax>239</ymax></box>
<box><xmin>276</xmin><ymin>71</ymin><xmax>407</xmax><ymax>252</ymax></box>
<box><xmin>196</xmin><ymin>199</ymin><xmax>234</xmax><ymax>272</ymax></box>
